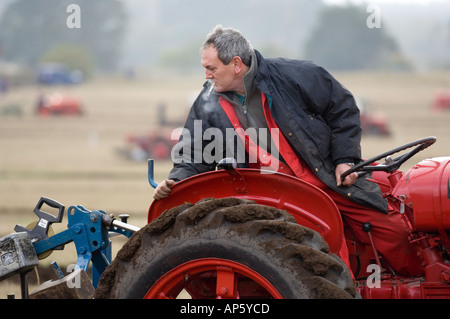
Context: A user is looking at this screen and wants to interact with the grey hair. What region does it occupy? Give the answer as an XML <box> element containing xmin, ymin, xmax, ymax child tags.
<box><xmin>201</xmin><ymin>25</ymin><xmax>253</xmax><ymax>66</ymax></box>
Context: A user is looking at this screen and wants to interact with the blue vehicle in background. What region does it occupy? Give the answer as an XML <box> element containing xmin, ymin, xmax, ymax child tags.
<box><xmin>37</xmin><ymin>63</ymin><xmax>83</xmax><ymax>85</ymax></box>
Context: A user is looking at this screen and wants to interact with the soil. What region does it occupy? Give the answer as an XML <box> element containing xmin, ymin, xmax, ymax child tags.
<box><xmin>94</xmin><ymin>197</ymin><xmax>353</xmax><ymax>299</ymax></box>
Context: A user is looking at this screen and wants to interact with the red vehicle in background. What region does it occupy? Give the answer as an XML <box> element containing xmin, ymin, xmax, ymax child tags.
<box><xmin>36</xmin><ymin>93</ymin><xmax>83</xmax><ymax>116</ymax></box>
<box><xmin>433</xmin><ymin>90</ymin><xmax>450</xmax><ymax>112</ymax></box>
<box><xmin>124</xmin><ymin>130</ymin><xmax>178</xmax><ymax>161</ymax></box>
<box><xmin>356</xmin><ymin>97</ymin><xmax>390</xmax><ymax>136</ymax></box>
<box><xmin>120</xmin><ymin>103</ymin><xmax>184</xmax><ymax>161</ymax></box>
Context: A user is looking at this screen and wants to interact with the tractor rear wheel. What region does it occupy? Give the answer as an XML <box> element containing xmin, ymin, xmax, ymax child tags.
<box><xmin>94</xmin><ymin>197</ymin><xmax>356</xmax><ymax>299</ymax></box>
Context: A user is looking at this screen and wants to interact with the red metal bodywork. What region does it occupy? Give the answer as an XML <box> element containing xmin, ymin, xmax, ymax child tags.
<box><xmin>148</xmin><ymin>169</ymin><xmax>344</xmax><ymax>253</ymax></box>
<box><xmin>392</xmin><ymin>157</ymin><xmax>450</xmax><ymax>233</ymax></box>
<box><xmin>144</xmin><ymin>258</ymin><xmax>282</xmax><ymax>299</ymax></box>
<box><xmin>148</xmin><ymin>157</ymin><xmax>450</xmax><ymax>299</ymax></box>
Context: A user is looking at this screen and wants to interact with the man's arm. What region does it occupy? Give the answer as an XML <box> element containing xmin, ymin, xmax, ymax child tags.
<box><xmin>296</xmin><ymin>63</ymin><xmax>362</xmax><ymax>165</ymax></box>
<box><xmin>297</xmin><ymin>64</ymin><xmax>361</xmax><ymax>187</ymax></box>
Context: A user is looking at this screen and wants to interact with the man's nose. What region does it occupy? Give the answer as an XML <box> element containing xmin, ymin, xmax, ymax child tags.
<box><xmin>205</xmin><ymin>69</ymin><xmax>213</xmax><ymax>79</ymax></box>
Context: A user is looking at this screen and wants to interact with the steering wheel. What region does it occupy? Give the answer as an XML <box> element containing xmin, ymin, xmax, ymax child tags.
<box><xmin>340</xmin><ymin>136</ymin><xmax>436</xmax><ymax>182</ymax></box>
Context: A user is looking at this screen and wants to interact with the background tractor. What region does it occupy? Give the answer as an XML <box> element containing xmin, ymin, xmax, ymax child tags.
<box><xmin>36</xmin><ymin>93</ymin><xmax>83</xmax><ymax>116</ymax></box>
<box><xmin>1</xmin><ymin>136</ymin><xmax>449</xmax><ymax>299</ymax></box>
<box><xmin>433</xmin><ymin>89</ymin><xmax>450</xmax><ymax>112</ymax></box>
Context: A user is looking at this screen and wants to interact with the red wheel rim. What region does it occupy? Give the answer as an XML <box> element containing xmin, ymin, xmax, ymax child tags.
<box><xmin>144</xmin><ymin>258</ymin><xmax>283</xmax><ymax>299</ymax></box>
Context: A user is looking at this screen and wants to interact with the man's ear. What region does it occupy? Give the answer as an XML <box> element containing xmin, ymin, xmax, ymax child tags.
<box><xmin>232</xmin><ymin>56</ymin><xmax>243</xmax><ymax>74</ymax></box>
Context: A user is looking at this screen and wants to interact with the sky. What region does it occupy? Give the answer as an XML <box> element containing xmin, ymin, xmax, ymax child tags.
<box><xmin>324</xmin><ymin>0</ymin><xmax>450</xmax><ymax>5</ymax></box>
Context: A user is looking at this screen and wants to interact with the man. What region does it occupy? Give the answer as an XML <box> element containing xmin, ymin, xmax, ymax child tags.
<box><xmin>154</xmin><ymin>25</ymin><xmax>423</xmax><ymax>276</ymax></box>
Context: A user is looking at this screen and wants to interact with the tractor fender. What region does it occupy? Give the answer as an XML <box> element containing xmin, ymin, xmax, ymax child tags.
<box><xmin>148</xmin><ymin>168</ymin><xmax>344</xmax><ymax>253</ymax></box>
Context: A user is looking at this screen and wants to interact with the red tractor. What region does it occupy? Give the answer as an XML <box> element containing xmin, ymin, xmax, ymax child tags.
<box><xmin>2</xmin><ymin>137</ymin><xmax>449</xmax><ymax>299</ymax></box>
<box><xmin>433</xmin><ymin>90</ymin><xmax>450</xmax><ymax>112</ymax></box>
<box><xmin>93</xmin><ymin>136</ymin><xmax>450</xmax><ymax>299</ymax></box>
<box><xmin>356</xmin><ymin>97</ymin><xmax>390</xmax><ymax>137</ymax></box>
<box><xmin>121</xmin><ymin>131</ymin><xmax>177</xmax><ymax>161</ymax></box>
<box><xmin>36</xmin><ymin>93</ymin><xmax>83</xmax><ymax>116</ymax></box>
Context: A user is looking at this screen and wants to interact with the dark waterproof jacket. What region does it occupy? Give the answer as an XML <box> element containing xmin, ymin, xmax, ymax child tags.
<box><xmin>169</xmin><ymin>50</ymin><xmax>388</xmax><ymax>213</ymax></box>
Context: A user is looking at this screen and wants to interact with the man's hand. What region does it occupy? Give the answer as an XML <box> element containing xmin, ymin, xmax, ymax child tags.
<box><xmin>153</xmin><ymin>179</ymin><xmax>175</xmax><ymax>200</ymax></box>
<box><xmin>335</xmin><ymin>164</ymin><xmax>358</xmax><ymax>187</ymax></box>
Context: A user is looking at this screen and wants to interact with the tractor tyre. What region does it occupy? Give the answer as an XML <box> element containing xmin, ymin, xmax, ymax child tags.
<box><xmin>94</xmin><ymin>197</ymin><xmax>356</xmax><ymax>299</ymax></box>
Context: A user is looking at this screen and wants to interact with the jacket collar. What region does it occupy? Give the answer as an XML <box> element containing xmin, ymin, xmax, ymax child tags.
<box><xmin>241</xmin><ymin>50</ymin><xmax>259</xmax><ymax>100</ymax></box>
<box><xmin>253</xmin><ymin>50</ymin><xmax>271</xmax><ymax>94</ymax></box>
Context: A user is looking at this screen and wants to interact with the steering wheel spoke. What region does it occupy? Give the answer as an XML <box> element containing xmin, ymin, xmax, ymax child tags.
<box><xmin>341</xmin><ymin>136</ymin><xmax>436</xmax><ymax>182</ymax></box>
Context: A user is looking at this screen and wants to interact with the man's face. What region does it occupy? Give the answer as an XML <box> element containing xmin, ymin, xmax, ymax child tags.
<box><xmin>201</xmin><ymin>46</ymin><xmax>243</xmax><ymax>94</ymax></box>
